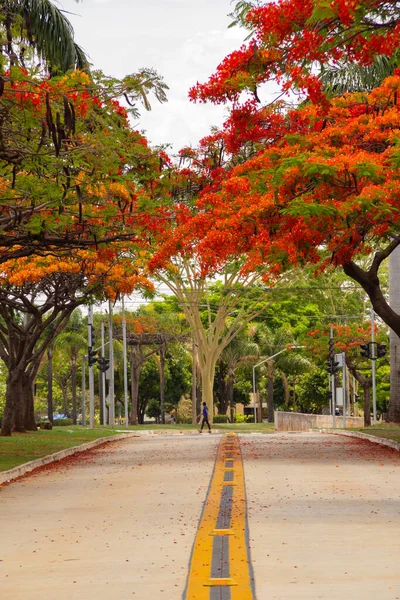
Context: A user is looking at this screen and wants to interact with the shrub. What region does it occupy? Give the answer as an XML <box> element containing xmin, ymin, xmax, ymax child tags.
<box><xmin>213</xmin><ymin>415</ymin><xmax>229</xmax><ymax>423</ymax></box>
<box><xmin>53</xmin><ymin>418</ymin><xmax>73</xmax><ymax>426</ymax></box>
<box><xmin>234</xmin><ymin>414</ymin><xmax>253</xmax><ymax>423</ymax></box>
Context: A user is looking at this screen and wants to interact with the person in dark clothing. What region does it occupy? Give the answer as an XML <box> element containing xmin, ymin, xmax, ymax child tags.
<box><xmin>199</xmin><ymin>402</ymin><xmax>211</xmax><ymax>433</ymax></box>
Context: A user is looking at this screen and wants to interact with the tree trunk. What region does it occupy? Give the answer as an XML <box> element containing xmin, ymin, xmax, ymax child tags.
<box><xmin>62</xmin><ymin>388</ymin><xmax>69</xmax><ymax>417</ymax></box>
<box><xmin>130</xmin><ymin>363</ymin><xmax>140</xmax><ymax>425</ymax></box>
<box><xmin>363</xmin><ymin>384</ymin><xmax>372</xmax><ymax>427</ymax></box>
<box><xmin>200</xmin><ymin>362</ymin><xmax>216</xmax><ymax>423</ymax></box>
<box><xmin>138</xmin><ymin>399</ymin><xmax>147</xmax><ymax>425</ymax></box>
<box><xmin>71</xmin><ymin>360</ymin><xmax>77</xmax><ymax>425</ymax></box>
<box><xmin>227</xmin><ymin>370</ymin><xmax>234</xmax><ymax>422</ymax></box>
<box><xmin>159</xmin><ymin>344</ymin><xmax>166</xmax><ymax>425</ymax></box>
<box><xmin>1</xmin><ymin>369</ymin><xmax>36</xmax><ymax>435</ymax></box>
<box><xmin>192</xmin><ymin>340</ymin><xmax>197</xmax><ymax>425</ymax></box>
<box><xmin>281</xmin><ymin>372</ymin><xmax>290</xmax><ymax>406</ymax></box>
<box><xmin>47</xmin><ymin>346</ymin><xmax>54</xmax><ymax>424</ymax></box>
<box><xmin>24</xmin><ymin>374</ymin><xmax>36</xmax><ymax>431</ymax></box>
<box><xmin>388</xmin><ymin>246</ymin><xmax>400</xmax><ymax>422</ymax></box>
<box><xmin>267</xmin><ymin>361</ymin><xmax>275</xmax><ymax>423</ymax></box>
<box><xmin>293</xmin><ymin>376</ymin><xmax>297</xmax><ymax>413</ymax></box>
<box><xmin>1</xmin><ymin>373</ymin><xmax>21</xmax><ymax>435</ymax></box>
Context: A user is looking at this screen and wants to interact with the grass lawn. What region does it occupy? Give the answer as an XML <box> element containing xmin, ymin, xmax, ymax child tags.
<box><xmin>0</xmin><ymin>422</ymin><xmax>275</xmax><ymax>473</ymax></box>
<box><xmin>0</xmin><ymin>427</ymin><xmax>121</xmax><ymax>472</ymax></box>
<box><xmin>350</xmin><ymin>423</ymin><xmax>400</xmax><ymax>443</ymax></box>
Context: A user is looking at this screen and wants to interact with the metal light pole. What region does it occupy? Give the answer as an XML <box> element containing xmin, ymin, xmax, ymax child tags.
<box><xmin>342</xmin><ymin>352</ymin><xmax>347</xmax><ymax>429</ymax></box>
<box><xmin>88</xmin><ymin>306</ymin><xmax>95</xmax><ymax>428</ymax></box>
<box><xmin>371</xmin><ymin>308</ymin><xmax>377</xmax><ymax>424</ymax></box>
<box><xmin>81</xmin><ymin>355</ymin><xmax>86</xmax><ymax>426</ymax></box>
<box><xmin>252</xmin><ymin>346</ymin><xmax>305</xmax><ymax>423</ymax></box>
<box><xmin>108</xmin><ymin>299</ymin><xmax>115</xmax><ymax>426</ymax></box>
<box><xmin>330</xmin><ymin>325</ymin><xmax>336</xmax><ymax>429</ymax></box>
<box><xmin>101</xmin><ymin>321</ymin><xmax>106</xmax><ymax>425</ymax></box>
<box><xmin>122</xmin><ymin>297</ymin><xmax>129</xmax><ymax>428</ymax></box>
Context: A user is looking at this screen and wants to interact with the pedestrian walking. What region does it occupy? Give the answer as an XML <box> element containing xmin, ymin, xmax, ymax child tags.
<box><xmin>199</xmin><ymin>402</ymin><xmax>211</xmax><ymax>433</ymax></box>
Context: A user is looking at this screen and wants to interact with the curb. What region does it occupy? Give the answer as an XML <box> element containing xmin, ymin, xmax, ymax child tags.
<box><xmin>321</xmin><ymin>429</ymin><xmax>400</xmax><ymax>452</ymax></box>
<box><xmin>0</xmin><ymin>432</ymin><xmax>138</xmax><ymax>486</ymax></box>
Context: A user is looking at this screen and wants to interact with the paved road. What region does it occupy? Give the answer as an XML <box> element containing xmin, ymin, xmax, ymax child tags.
<box><xmin>1</xmin><ymin>432</ymin><xmax>400</xmax><ymax>600</ymax></box>
<box><xmin>243</xmin><ymin>432</ymin><xmax>400</xmax><ymax>600</ymax></box>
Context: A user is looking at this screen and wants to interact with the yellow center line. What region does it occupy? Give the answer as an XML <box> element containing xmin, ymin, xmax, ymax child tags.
<box><xmin>185</xmin><ymin>433</ymin><xmax>254</xmax><ymax>600</ymax></box>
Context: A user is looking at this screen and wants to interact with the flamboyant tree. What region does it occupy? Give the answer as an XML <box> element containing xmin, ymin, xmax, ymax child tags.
<box><xmin>191</xmin><ymin>0</ymin><xmax>400</xmax><ymax>107</ymax></box>
<box><xmin>174</xmin><ymin>75</ymin><xmax>400</xmax><ymax>347</ymax></box>
<box><xmin>0</xmin><ymin>250</ymin><xmax>152</xmax><ymax>436</ymax></box>
<box><xmin>0</xmin><ymin>65</ymin><xmax>169</xmax><ymax>263</ymax></box>
<box><xmin>176</xmin><ymin>1</ymin><xmax>400</xmax><ymax>418</ymax></box>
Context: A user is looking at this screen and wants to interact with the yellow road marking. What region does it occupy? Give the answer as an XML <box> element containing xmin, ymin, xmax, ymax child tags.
<box><xmin>185</xmin><ymin>434</ymin><xmax>253</xmax><ymax>600</ymax></box>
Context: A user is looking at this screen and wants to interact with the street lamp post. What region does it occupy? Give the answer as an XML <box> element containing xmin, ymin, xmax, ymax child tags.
<box><xmin>252</xmin><ymin>346</ymin><xmax>305</xmax><ymax>423</ymax></box>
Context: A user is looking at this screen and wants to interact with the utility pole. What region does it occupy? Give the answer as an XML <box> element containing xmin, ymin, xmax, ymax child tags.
<box><xmin>371</xmin><ymin>307</ymin><xmax>377</xmax><ymax>425</ymax></box>
<box><xmin>108</xmin><ymin>299</ymin><xmax>115</xmax><ymax>426</ymax></box>
<box><xmin>122</xmin><ymin>297</ymin><xmax>129</xmax><ymax>428</ymax></box>
<box><xmin>330</xmin><ymin>326</ymin><xmax>336</xmax><ymax>429</ymax></box>
<box><xmin>342</xmin><ymin>353</ymin><xmax>347</xmax><ymax>429</ymax></box>
<box><xmin>88</xmin><ymin>306</ymin><xmax>95</xmax><ymax>428</ymax></box>
<box><xmin>81</xmin><ymin>355</ymin><xmax>86</xmax><ymax>426</ymax></box>
<box><xmin>101</xmin><ymin>321</ymin><xmax>106</xmax><ymax>425</ymax></box>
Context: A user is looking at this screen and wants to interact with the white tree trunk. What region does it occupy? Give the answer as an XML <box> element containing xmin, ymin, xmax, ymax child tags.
<box><xmin>389</xmin><ymin>246</ymin><xmax>400</xmax><ymax>421</ymax></box>
<box><xmin>199</xmin><ymin>361</ymin><xmax>216</xmax><ymax>423</ymax></box>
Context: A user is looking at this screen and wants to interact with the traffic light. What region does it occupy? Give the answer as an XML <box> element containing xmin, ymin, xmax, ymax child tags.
<box><xmin>326</xmin><ymin>360</ymin><xmax>333</xmax><ymax>374</ymax></box>
<box><xmin>377</xmin><ymin>343</ymin><xmax>387</xmax><ymax>358</ymax></box>
<box><xmin>98</xmin><ymin>357</ymin><xmax>110</xmax><ymax>372</ymax></box>
<box><xmin>328</xmin><ymin>338</ymin><xmax>335</xmax><ymax>361</ymax></box>
<box><xmin>331</xmin><ymin>360</ymin><xmax>340</xmax><ymax>374</ymax></box>
<box><xmin>327</xmin><ymin>338</ymin><xmax>340</xmax><ymax>374</ymax></box>
<box><xmin>88</xmin><ymin>348</ymin><xmax>97</xmax><ymax>367</ymax></box>
<box><xmin>360</xmin><ymin>343</ymin><xmax>370</xmax><ymax>358</ymax></box>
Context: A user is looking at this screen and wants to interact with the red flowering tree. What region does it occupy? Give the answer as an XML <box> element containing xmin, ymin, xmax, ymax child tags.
<box><xmin>0</xmin><ymin>249</ymin><xmax>153</xmax><ymax>436</ymax></box>
<box><xmin>171</xmin><ymin>76</ymin><xmax>400</xmax><ymax>337</ymax></box>
<box><xmin>191</xmin><ymin>0</ymin><xmax>400</xmax><ymax>107</ymax></box>
<box><xmin>0</xmin><ymin>66</ymin><xmax>168</xmax><ymax>263</ymax></box>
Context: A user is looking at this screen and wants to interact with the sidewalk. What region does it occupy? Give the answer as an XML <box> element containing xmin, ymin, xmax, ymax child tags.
<box><xmin>242</xmin><ymin>432</ymin><xmax>400</xmax><ymax>600</ymax></box>
<box><xmin>0</xmin><ymin>434</ymin><xmax>219</xmax><ymax>600</ymax></box>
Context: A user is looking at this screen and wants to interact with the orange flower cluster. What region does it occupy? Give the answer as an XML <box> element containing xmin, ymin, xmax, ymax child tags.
<box><xmin>152</xmin><ymin>75</ymin><xmax>400</xmax><ymax>279</ymax></box>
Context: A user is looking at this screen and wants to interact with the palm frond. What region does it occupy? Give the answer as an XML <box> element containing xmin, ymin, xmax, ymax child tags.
<box><xmin>5</xmin><ymin>0</ymin><xmax>89</xmax><ymax>72</ymax></box>
<box><xmin>321</xmin><ymin>54</ymin><xmax>399</xmax><ymax>95</ymax></box>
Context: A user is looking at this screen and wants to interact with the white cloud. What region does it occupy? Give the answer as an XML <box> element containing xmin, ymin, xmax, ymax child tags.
<box><xmin>60</xmin><ymin>0</ymin><xmax>257</xmax><ymax>151</ymax></box>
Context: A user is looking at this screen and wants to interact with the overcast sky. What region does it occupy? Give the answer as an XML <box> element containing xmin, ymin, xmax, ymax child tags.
<box><xmin>60</xmin><ymin>0</ymin><xmax>247</xmax><ymax>153</ymax></box>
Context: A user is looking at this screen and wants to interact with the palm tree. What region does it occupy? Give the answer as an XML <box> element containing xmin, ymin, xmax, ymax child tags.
<box><xmin>54</xmin><ymin>325</ymin><xmax>86</xmax><ymax>423</ymax></box>
<box><xmin>251</xmin><ymin>325</ymin><xmax>311</xmax><ymax>422</ymax></box>
<box><xmin>218</xmin><ymin>337</ymin><xmax>260</xmax><ymax>420</ymax></box>
<box><xmin>1</xmin><ymin>0</ymin><xmax>89</xmax><ymax>73</ymax></box>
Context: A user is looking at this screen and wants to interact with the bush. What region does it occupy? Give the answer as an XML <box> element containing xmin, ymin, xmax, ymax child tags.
<box><xmin>213</xmin><ymin>415</ymin><xmax>229</xmax><ymax>423</ymax></box>
<box><xmin>234</xmin><ymin>414</ymin><xmax>253</xmax><ymax>423</ymax></box>
<box><xmin>53</xmin><ymin>418</ymin><xmax>73</xmax><ymax>426</ymax></box>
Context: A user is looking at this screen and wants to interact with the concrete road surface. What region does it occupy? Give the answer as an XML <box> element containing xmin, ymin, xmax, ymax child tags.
<box><xmin>1</xmin><ymin>431</ymin><xmax>400</xmax><ymax>600</ymax></box>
